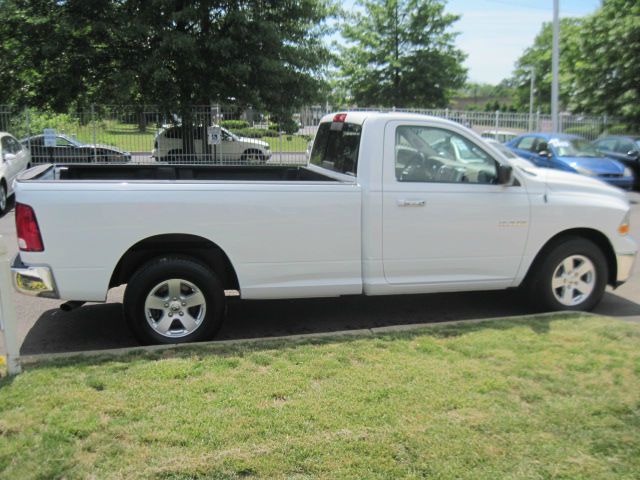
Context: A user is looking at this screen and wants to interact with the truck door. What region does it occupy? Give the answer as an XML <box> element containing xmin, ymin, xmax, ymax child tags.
<box><xmin>382</xmin><ymin>121</ymin><xmax>530</xmax><ymax>288</ymax></box>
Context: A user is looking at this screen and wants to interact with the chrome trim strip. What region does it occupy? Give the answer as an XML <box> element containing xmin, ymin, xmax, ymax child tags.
<box><xmin>11</xmin><ymin>255</ymin><xmax>59</xmax><ymax>298</ymax></box>
<box><xmin>616</xmin><ymin>252</ymin><xmax>637</xmax><ymax>284</ymax></box>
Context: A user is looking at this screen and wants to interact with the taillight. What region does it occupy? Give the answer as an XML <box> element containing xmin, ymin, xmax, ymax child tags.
<box><xmin>15</xmin><ymin>203</ymin><xmax>44</xmax><ymax>252</ymax></box>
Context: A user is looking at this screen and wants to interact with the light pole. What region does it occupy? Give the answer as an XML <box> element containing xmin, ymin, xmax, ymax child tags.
<box><xmin>551</xmin><ymin>0</ymin><xmax>560</xmax><ymax>132</ymax></box>
<box><xmin>525</xmin><ymin>66</ymin><xmax>536</xmax><ymax>131</ymax></box>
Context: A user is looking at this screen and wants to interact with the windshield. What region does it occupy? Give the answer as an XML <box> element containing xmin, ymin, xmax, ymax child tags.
<box><xmin>59</xmin><ymin>134</ymin><xmax>83</xmax><ymax>147</ymax></box>
<box><xmin>550</xmin><ymin>138</ymin><xmax>602</xmax><ymax>157</ymax></box>
<box><xmin>221</xmin><ymin>127</ymin><xmax>238</xmax><ymax>141</ymax></box>
<box><xmin>310</xmin><ymin>121</ymin><xmax>361</xmax><ymax>176</ymax></box>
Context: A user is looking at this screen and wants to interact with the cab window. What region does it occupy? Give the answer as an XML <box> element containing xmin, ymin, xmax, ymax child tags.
<box><xmin>395</xmin><ymin>126</ymin><xmax>498</xmax><ymax>184</ymax></box>
<box><xmin>310</xmin><ymin>121</ymin><xmax>361</xmax><ymax>176</ymax></box>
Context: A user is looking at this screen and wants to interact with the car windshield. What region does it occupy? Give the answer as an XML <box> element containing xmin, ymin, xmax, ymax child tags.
<box><xmin>58</xmin><ymin>135</ymin><xmax>83</xmax><ymax>147</ymax></box>
<box><xmin>221</xmin><ymin>127</ymin><xmax>238</xmax><ymax>141</ymax></box>
<box><xmin>550</xmin><ymin>138</ymin><xmax>602</xmax><ymax>157</ymax></box>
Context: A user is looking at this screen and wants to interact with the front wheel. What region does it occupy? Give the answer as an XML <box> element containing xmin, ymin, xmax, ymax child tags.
<box><xmin>0</xmin><ymin>183</ymin><xmax>7</xmax><ymax>214</ymax></box>
<box><xmin>528</xmin><ymin>237</ymin><xmax>608</xmax><ymax>311</ymax></box>
<box><xmin>123</xmin><ymin>257</ymin><xmax>225</xmax><ymax>345</ymax></box>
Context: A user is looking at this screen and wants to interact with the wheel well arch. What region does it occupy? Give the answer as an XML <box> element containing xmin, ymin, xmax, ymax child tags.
<box><xmin>109</xmin><ymin>233</ymin><xmax>240</xmax><ymax>291</ymax></box>
<box><xmin>0</xmin><ymin>177</ymin><xmax>6</xmax><ymax>188</ymax></box>
<box><xmin>525</xmin><ymin>228</ymin><xmax>617</xmax><ymax>286</ymax></box>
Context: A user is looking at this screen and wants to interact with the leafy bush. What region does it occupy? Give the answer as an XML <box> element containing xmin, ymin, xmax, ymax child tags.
<box><xmin>563</xmin><ymin>125</ymin><xmax>603</xmax><ymax>141</ymax></box>
<box><xmin>605</xmin><ymin>124</ymin><xmax>639</xmax><ymax>136</ymax></box>
<box><xmin>220</xmin><ymin>119</ymin><xmax>250</xmax><ymax>130</ymax></box>
<box><xmin>233</xmin><ymin>128</ymin><xmax>279</xmax><ymax>138</ymax></box>
<box><xmin>11</xmin><ymin>111</ymin><xmax>83</xmax><ymax>139</ymax></box>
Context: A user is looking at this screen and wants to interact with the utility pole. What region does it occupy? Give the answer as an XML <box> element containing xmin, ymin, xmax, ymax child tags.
<box><xmin>551</xmin><ymin>0</ymin><xmax>560</xmax><ymax>132</ymax></box>
<box><xmin>526</xmin><ymin>66</ymin><xmax>536</xmax><ymax>131</ymax></box>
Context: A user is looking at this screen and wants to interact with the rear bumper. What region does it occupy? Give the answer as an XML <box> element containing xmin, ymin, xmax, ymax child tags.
<box><xmin>11</xmin><ymin>254</ymin><xmax>59</xmax><ymax>298</ymax></box>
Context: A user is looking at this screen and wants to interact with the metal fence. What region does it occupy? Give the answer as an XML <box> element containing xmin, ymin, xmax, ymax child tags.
<box><xmin>0</xmin><ymin>104</ymin><xmax>627</xmax><ymax>166</ymax></box>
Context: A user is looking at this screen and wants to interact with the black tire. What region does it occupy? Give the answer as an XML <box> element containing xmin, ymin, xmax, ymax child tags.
<box><xmin>123</xmin><ymin>256</ymin><xmax>225</xmax><ymax>345</ymax></box>
<box><xmin>241</xmin><ymin>150</ymin><xmax>265</xmax><ymax>164</ymax></box>
<box><xmin>0</xmin><ymin>183</ymin><xmax>7</xmax><ymax>214</ymax></box>
<box><xmin>528</xmin><ymin>236</ymin><xmax>608</xmax><ymax>312</ymax></box>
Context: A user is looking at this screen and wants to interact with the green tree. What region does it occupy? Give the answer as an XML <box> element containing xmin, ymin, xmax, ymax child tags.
<box><xmin>573</xmin><ymin>0</ymin><xmax>640</xmax><ymax>128</ymax></box>
<box><xmin>511</xmin><ymin>18</ymin><xmax>582</xmax><ymax>114</ymax></box>
<box><xmin>0</xmin><ymin>0</ymin><xmax>335</xmax><ymax>119</ymax></box>
<box><xmin>336</xmin><ymin>0</ymin><xmax>466</xmax><ymax>107</ymax></box>
<box><xmin>0</xmin><ymin>0</ymin><xmax>126</xmax><ymax>110</ymax></box>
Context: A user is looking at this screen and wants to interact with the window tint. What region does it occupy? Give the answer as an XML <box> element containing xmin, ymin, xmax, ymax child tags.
<box><xmin>516</xmin><ymin>136</ymin><xmax>536</xmax><ymax>151</ymax></box>
<box><xmin>395</xmin><ymin>126</ymin><xmax>498</xmax><ymax>184</ymax></box>
<box><xmin>55</xmin><ymin>136</ymin><xmax>74</xmax><ymax>147</ymax></box>
<box><xmin>310</xmin><ymin>121</ymin><xmax>361</xmax><ymax>176</ymax></box>
<box><xmin>595</xmin><ymin>139</ymin><xmax>617</xmax><ymax>151</ymax></box>
<box><xmin>1</xmin><ymin>137</ymin><xmax>10</xmax><ymax>155</ymax></box>
<box><xmin>7</xmin><ymin>137</ymin><xmax>22</xmax><ymax>153</ymax></box>
<box><xmin>26</xmin><ymin>137</ymin><xmax>43</xmax><ymax>146</ymax></box>
<box><xmin>616</xmin><ymin>140</ymin><xmax>636</xmax><ymax>154</ymax></box>
<box><xmin>2</xmin><ymin>137</ymin><xmax>21</xmax><ymax>154</ymax></box>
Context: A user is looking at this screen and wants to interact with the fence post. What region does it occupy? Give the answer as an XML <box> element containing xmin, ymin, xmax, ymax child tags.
<box><xmin>91</xmin><ymin>103</ymin><xmax>97</xmax><ymax>162</ymax></box>
<box><xmin>494</xmin><ymin>110</ymin><xmax>500</xmax><ymax>132</ymax></box>
<box><xmin>0</xmin><ymin>235</ymin><xmax>21</xmax><ymax>375</ymax></box>
<box><xmin>536</xmin><ymin>109</ymin><xmax>541</xmax><ymax>131</ymax></box>
<box><xmin>24</xmin><ymin>107</ymin><xmax>31</xmax><ymax>152</ymax></box>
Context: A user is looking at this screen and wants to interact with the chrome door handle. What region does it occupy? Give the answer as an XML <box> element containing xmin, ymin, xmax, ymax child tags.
<box><xmin>397</xmin><ymin>199</ymin><xmax>426</xmax><ymax>207</ymax></box>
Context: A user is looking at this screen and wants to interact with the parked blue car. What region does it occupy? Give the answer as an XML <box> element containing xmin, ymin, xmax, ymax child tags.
<box><xmin>506</xmin><ymin>133</ymin><xmax>634</xmax><ymax>190</ymax></box>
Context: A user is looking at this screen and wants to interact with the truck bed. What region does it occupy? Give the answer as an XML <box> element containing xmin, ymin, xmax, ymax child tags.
<box><xmin>23</xmin><ymin>163</ymin><xmax>338</xmax><ymax>182</ymax></box>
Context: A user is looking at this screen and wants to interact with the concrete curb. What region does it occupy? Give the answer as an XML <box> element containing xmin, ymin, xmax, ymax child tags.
<box><xmin>17</xmin><ymin>311</ymin><xmax>598</xmax><ymax>367</ymax></box>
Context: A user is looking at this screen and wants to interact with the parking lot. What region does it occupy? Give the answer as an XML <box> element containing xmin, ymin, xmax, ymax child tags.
<box><xmin>1</xmin><ymin>191</ymin><xmax>639</xmax><ymax>356</ymax></box>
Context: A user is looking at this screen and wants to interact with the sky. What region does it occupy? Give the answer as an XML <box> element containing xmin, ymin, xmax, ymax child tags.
<box><xmin>338</xmin><ymin>0</ymin><xmax>602</xmax><ymax>84</ymax></box>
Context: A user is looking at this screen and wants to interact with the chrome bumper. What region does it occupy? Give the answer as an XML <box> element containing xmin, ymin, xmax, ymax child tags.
<box><xmin>616</xmin><ymin>252</ymin><xmax>637</xmax><ymax>284</ymax></box>
<box><xmin>11</xmin><ymin>255</ymin><xmax>59</xmax><ymax>298</ymax></box>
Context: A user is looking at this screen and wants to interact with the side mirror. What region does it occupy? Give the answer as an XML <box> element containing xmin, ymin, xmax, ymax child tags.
<box><xmin>627</xmin><ymin>150</ymin><xmax>639</xmax><ymax>159</ymax></box>
<box><xmin>2</xmin><ymin>152</ymin><xmax>16</xmax><ymax>163</ymax></box>
<box><xmin>497</xmin><ymin>164</ymin><xmax>513</xmax><ymax>184</ymax></box>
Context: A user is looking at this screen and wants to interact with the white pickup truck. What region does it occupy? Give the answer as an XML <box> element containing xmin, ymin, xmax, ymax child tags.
<box><xmin>11</xmin><ymin>112</ymin><xmax>637</xmax><ymax>345</ymax></box>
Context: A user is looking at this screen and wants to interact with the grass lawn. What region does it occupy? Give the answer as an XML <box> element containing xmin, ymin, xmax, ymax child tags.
<box><xmin>261</xmin><ymin>135</ymin><xmax>308</xmax><ymax>153</ymax></box>
<box><xmin>1</xmin><ymin>314</ymin><xmax>639</xmax><ymax>479</ymax></box>
<box><xmin>74</xmin><ymin>122</ymin><xmax>156</xmax><ymax>153</ymax></box>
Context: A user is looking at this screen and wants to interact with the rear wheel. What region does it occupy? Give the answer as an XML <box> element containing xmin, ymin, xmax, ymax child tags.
<box><xmin>241</xmin><ymin>150</ymin><xmax>266</xmax><ymax>164</ymax></box>
<box><xmin>123</xmin><ymin>257</ymin><xmax>225</xmax><ymax>344</ymax></box>
<box><xmin>528</xmin><ymin>237</ymin><xmax>608</xmax><ymax>311</ymax></box>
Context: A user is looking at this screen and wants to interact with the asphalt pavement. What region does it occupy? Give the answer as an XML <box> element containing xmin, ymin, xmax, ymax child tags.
<box><xmin>1</xmin><ymin>191</ymin><xmax>638</xmax><ymax>356</ymax></box>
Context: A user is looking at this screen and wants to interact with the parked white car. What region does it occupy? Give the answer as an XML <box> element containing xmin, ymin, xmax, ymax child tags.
<box><xmin>152</xmin><ymin>125</ymin><xmax>271</xmax><ymax>164</ymax></box>
<box><xmin>481</xmin><ymin>130</ymin><xmax>519</xmax><ymax>143</ymax></box>
<box><xmin>11</xmin><ymin>112</ymin><xmax>637</xmax><ymax>345</ymax></box>
<box><xmin>0</xmin><ymin>132</ymin><xmax>30</xmax><ymax>213</ymax></box>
